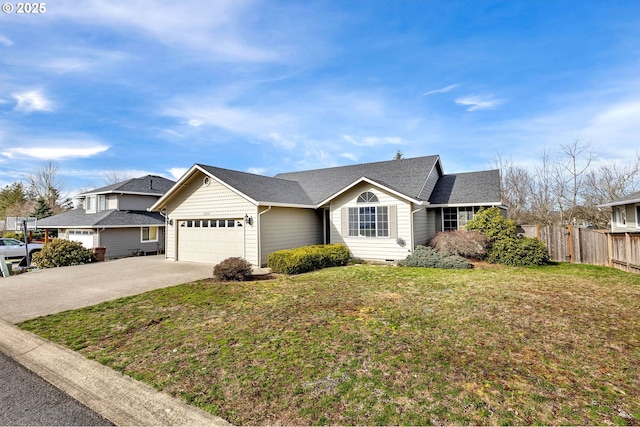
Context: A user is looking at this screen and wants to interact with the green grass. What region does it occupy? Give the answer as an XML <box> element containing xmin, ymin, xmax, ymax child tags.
<box><xmin>20</xmin><ymin>263</ymin><xmax>640</xmax><ymax>425</ymax></box>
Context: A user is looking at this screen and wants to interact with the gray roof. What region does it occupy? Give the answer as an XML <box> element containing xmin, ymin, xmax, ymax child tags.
<box><xmin>197</xmin><ymin>165</ymin><xmax>315</xmax><ymax>206</ymax></box>
<box><xmin>274</xmin><ymin>156</ymin><xmax>441</xmax><ymax>203</ymax></box>
<box><xmin>36</xmin><ymin>209</ymin><xmax>165</xmax><ymax>228</ymax></box>
<box><xmin>599</xmin><ymin>191</ymin><xmax>640</xmax><ymax>207</ymax></box>
<box><xmin>79</xmin><ymin>175</ymin><xmax>175</xmax><ymax>196</ymax></box>
<box><xmin>156</xmin><ymin>155</ymin><xmax>502</xmax><ymax>210</ymax></box>
<box><xmin>429</xmin><ymin>170</ymin><xmax>502</xmax><ymax>205</ymax></box>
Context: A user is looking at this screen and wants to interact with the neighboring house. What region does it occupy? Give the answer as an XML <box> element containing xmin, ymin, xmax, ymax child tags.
<box><xmin>599</xmin><ymin>191</ymin><xmax>640</xmax><ymax>232</ymax></box>
<box><xmin>150</xmin><ymin>155</ymin><xmax>504</xmax><ymax>266</ymax></box>
<box><xmin>37</xmin><ymin>175</ymin><xmax>175</xmax><ymax>259</ymax></box>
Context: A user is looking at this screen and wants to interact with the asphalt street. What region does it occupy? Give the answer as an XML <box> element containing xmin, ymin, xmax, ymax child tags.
<box><xmin>0</xmin><ymin>350</ymin><xmax>113</xmax><ymax>426</ymax></box>
<box><xmin>0</xmin><ymin>256</ymin><xmax>229</xmax><ymax>426</ymax></box>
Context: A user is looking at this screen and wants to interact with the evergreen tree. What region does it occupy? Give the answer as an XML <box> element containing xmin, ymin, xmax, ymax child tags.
<box><xmin>32</xmin><ymin>197</ymin><xmax>54</xmax><ymax>219</ymax></box>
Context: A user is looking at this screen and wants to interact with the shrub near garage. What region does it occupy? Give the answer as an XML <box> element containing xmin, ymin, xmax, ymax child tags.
<box><xmin>31</xmin><ymin>238</ymin><xmax>95</xmax><ymax>269</ymax></box>
<box><xmin>267</xmin><ymin>244</ymin><xmax>351</xmax><ymax>274</ymax></box>
<box><xmin>213</xmin><ymin>257</ymin><xmax>253</xmax><ymax>281</ymax></box>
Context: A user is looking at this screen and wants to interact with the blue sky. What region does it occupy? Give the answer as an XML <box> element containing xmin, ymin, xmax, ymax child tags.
<box><xmin>1</xmin><ymin>0</ymin><xmax>639</xmax><ymax>195</ymax></box>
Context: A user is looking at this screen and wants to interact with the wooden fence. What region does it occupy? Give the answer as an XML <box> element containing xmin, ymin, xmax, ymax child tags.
<box><xmin>520</xmin><ymin>224</ymin><xmax>640</xmax><ymax>274</ymax></box>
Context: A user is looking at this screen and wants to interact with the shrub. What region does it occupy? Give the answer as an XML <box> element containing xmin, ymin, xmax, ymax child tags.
<box><xmin>399</xmin><ymin>245</ymin><xmax>472</xmax><ymax>269</ymax></box>
<box><xmin>465</xmin><ymin>206</ymin><xmax>517</xmax><ymax>243</ymax></box>
<box><xmin>213</xmin><ymin>257</ymin><xmax>253</xmax><ymax>281</ymax></box>
<box><xmin>428</xmin><ymin>230</ymin><xmax>488</xmax><ymax>259</ymax></box>
<box><xmin>464</xmin><ymin>206</ymin><xmax>550</xmax><ymax>267</ymax></box>
<box><xmin>267</xmin><ymin>244</ymin><xmax>351</xmax><ymax>275</ymax></box>
<box><xmin>31</xmin><ymin>238</ymin><xmax>95</xmax><ymax>269</ymax></box>
<box><xmin>3</xmin><ymin>231</ymin><xmax>22</xmax><ymax>240</ymax></box>
<box><xmin>488</xmin><ymin>236</ymin><xmax>551</xmax><ymax>266</ymax></box>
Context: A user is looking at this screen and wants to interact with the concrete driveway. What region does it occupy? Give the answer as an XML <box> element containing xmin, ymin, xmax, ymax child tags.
<box><xmin>0</xmin><ymin>256</ymin><xmax>213</xmax><ymax>324</ymax></box>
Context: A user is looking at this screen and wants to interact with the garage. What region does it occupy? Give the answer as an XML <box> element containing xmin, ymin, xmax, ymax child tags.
<box><xmin>68</xmin><ymin>230</ymin><xmax>94</xmax><ymax>249</ymax></box>
<box><xmin>177</xmin><ymin>219</ymin><xmax>245</xmax><ymax>264</ymax></box>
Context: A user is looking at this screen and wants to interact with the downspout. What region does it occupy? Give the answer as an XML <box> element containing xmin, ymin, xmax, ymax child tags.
<box><xmin>158</xmin><ymin>208</ymin><xmax>168</xmax><ymax>260</ymax></box>
<box><xmin>257</xmin><ymin>206</ymin><xmax>272</xmax><ymax>266</ymax></box>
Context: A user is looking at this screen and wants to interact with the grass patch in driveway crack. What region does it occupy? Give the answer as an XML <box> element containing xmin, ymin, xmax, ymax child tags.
<box><xmin>20</xmin><ymin>263</ymin><xmax>640</xmax><ymax>426</ymax></box>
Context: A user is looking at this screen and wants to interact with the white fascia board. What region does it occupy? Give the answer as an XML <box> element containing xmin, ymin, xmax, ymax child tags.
<box><xmin>317</xmin><ymin>177</ymin><xmax>425</xmax><ymax>207</ymax></box>
<box><xmin>256</xmin><ymin>201</ymin><xmax>317</xmax><ymax>209</ymax></box>
<box><xmin>598</xmin><ymin>199</ymin><xmax>640</xmax><ymax>208</ymax></box>
<box><xmin>149</xmin><ymin>164</ymin><xmax>201</xmax><ymax>211</ymax></box>
<box><xmin>426</xmin><ymin>202</ymin><xmax>505</xmax><ymax>208</ymax></box>
<box><xmin>149</xmin><ymin>164</ymin><xmax>259</xmax><ymax>212</ymax></box>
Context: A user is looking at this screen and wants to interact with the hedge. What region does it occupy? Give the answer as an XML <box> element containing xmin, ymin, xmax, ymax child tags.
<box><xmin>267</xmin><ymin>244</ymin><xmax>351</xmax><ymax>275</ymax></box>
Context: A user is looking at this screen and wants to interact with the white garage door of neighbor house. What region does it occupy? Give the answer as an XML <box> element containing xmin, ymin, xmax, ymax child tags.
<box><xmin>68</xmin><ymin>230</ymin><xmax>94</xmax><ymax>248</ymax></box>
<box><xmin>177</xmin><ymin>219</ymin><xmax>244</xmax><ymax>264</ymax></box>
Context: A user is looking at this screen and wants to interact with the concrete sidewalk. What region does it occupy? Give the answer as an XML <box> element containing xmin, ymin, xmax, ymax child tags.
<box><xmin>0</xmin><ymin>256</ymin><xmax>233</xmax><ymax>426</ymax></box>
<box><xmin>0</xmin><ymin>319</ymin><xmax>230</xmax><ymax>426</ymax></box>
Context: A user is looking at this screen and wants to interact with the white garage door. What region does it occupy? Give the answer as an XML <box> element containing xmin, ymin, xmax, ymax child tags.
<box><xmin>68</xmin><ymin>230</ymin><xmax>94</xmax><ymax>248</ymax></box>
<box><xmin>177</xmin><ymin>219</ymin><xmax>244</xmax><ymax>264</ymax></box>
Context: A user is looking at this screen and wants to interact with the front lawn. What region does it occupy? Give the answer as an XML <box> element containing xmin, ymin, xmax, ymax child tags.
<box><xmin>20</xmin><ymin>263</ymin><xmax>640</xmax><ymax>425</ymax></box>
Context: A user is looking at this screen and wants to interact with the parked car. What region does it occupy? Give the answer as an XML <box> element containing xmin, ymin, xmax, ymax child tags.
<box><xmin>0</xmin><ymin>238</ymin><xmax>44</xmax><ymax>259</ymax></box>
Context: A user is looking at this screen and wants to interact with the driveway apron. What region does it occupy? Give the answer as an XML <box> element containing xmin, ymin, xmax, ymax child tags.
<box><xmin>0</xmin><ymin>255</ymin><xmax>213</xmax><ymax>324</ymax></box>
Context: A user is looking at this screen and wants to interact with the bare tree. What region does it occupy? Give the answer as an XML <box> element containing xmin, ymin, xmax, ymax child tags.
<box><xmin>556</xmin><ymin>139</ymin><xmax>595</xmax><ymax>224</ymax></box>
<box><xmin>27</xmin><ymin>160</ymin><xmax>68</xmax><ymax>214</ymax></box>
<box><xmin>494</xmin><ymin>153</ymin><xmax>535</xmax><ymax>224</ymax></box>
<box><xmin>495</xmin><ymin>141</ymin><xmax>639</xmax><ymax>228</ymax></box>
<box><xmin>103</xmin><ymin>169</ymin><xmax>134</xmax><ymax>185</ymax></box>
<box><xmin>530</xmin><ymin>149</ymin><xmax>557</xmax><ymax>225</ymax></box>
<box><xmin>582</xmin><ymin>153</ymin><xmax>640</xmax><ymax>228</ymax></box>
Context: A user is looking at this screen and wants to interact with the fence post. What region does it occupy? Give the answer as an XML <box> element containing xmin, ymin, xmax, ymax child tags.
<box><xmin>625</xmin><ymin>233</ymin><xmax>632</xmax><ymax>273</ymax></box>
<box><xmin>607</xmin><ymin>233</ymin><xmax>613</xmax><ymax>268</ymax></box>
<box><xmin>574</xmin><ymin>226</ymin><xmax>581</xmax><ymax>264</ymax></box>
<box><xmin>567</xmin><ymin>224</ymin><xmax>573</xmax><ymax>264</ymax></box>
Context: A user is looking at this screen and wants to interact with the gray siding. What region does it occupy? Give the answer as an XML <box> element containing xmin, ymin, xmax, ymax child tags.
<box><xmin>118</xmin><ymin>194</ymin><xmax>159</xmax><ymax>211</ymax></box>
<box><xmin>412</xmin><ymin>206</ymin><xmax>429</xmax><ymax>248</ymax></box>
<box><xmin>611</xmin><ymin>204</ymin><xmax>639</xmax><ymax>233</ymax></box>
<box><xmin>98</xmin><ymin>228</ymin><xmax>165</xmax><ymax>259</ymax></box>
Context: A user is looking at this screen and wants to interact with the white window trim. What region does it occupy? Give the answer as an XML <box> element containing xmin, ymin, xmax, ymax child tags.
<box><xmin>615</xmin><ymin>206</ymin><xmax>627</xmax><ymax>228</ymax></box>
<box><xmin>347</xmin><ymin>205</ymin><xmax>390</xmax><ymax>238</ymax></box>
<box><xmin>85</xmin><ymin>196</ymin><xmax>96</xmax><ymax>213</ymax></box>
<box><xmin>636</xmin><ymin>204</ymin><xmax>640</xmax><ymax>229</ymax></box>
<box><xmin>141</xmin><ymin>226</ymin><xmax>158</xmax><ymax>243</ymax></box>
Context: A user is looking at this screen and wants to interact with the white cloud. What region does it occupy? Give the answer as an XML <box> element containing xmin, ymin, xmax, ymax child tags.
<box><xmin>168</xmin><ymin>167</ymin><xmax>189</xmax><ymax>180</ymax></box>
<box><xmin>267</xmin><ymin>132</ymin><xmax>297</xmax><ymax>150</ymax></box>
<box><xmin>342</xmin><ymin>134</ymin><xmax>403</xmax><ymax>147</ymax></box>
<box><xmin>341</xmin><ymin>152</ymin><xmax>359</xmax><ymax>161</ymax></box>
<box><xmin>164</xmin><ymin>103</ymin><xmax>293</xmax><ymax>143</ymax></box>
<box><xmin>423</xmin><ymin>84</ymin><xmax>460</xmax><ymax>96</ymax></box>
<box><xmin>247</xmin><ymin>167</ymin><xmax>268</xmax><ymax>175</ymax></box>
<box><xmin>55</xmin><ymin>1</ymin><xmax>278</xmax><ymax>63</ymax></box>
<box><xmin>0</xmin><ymin>35</ymin><xmax>13</xmax><ymax>47</ymax></box>
<box><xmin>13</xmin><ymin>89</ymin><xmax>54</xmax><ymax>113</ymax></box>
<box><xmin>455</xmin><ymin>95</ymin><xmax>506</xmax><ymax>111</ymax></box>
<box><xmin>1</xmin><ymin>145</ymin><xmax>109</xmax><ymax>160</ymax></box>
